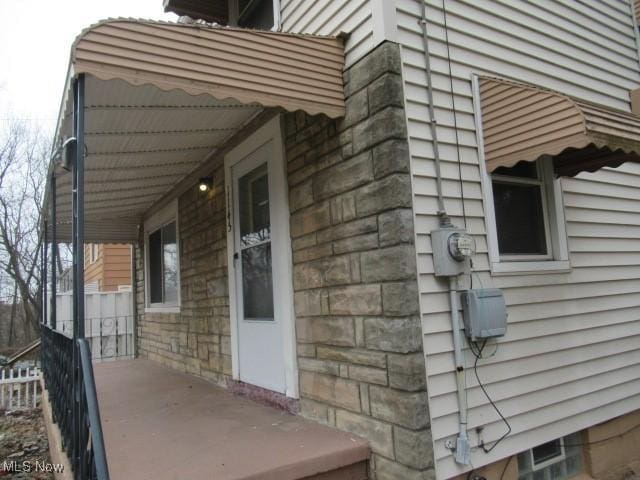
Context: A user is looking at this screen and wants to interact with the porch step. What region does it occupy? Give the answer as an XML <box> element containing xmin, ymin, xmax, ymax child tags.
<box><xmin>94</xmin><ymin>359</ymin><xmax>370</xmax><ymax>480</ymax></box>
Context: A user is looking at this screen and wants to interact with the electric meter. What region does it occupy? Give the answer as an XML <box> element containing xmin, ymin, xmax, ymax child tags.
<box><xmin>448</xmin><ymin>232</ymin><xmax>476</xmax><ymax>261</ymax></box>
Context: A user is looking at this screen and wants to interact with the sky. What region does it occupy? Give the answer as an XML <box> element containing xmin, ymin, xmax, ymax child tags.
<box><xmin>0</xmin><ymin>0</ymin><xmax>178</xmax><ymax>134</ymax></box>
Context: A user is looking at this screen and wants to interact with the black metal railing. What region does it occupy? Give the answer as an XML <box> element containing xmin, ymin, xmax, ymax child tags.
<box><xmin>42</xmin><ymin>325</ymin><xmax>110</xmax><ymax>480</ymax></box>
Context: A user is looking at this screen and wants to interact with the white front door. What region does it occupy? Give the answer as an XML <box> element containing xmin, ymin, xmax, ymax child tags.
<box><xmin>230</xmin><ymin>139</ymin><xmax>287</xmax><ymax>393</ymax></box>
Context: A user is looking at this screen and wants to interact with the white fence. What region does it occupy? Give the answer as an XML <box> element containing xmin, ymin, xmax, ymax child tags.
<box><xmin>52</xmin><ymin>290</ymin><xmax>134</xmax><ymax>360</ymax></box>
<box><xmin>0</xmin><ymin>367</ymin><xmax>40</xmax><ymax>410</ymax></box>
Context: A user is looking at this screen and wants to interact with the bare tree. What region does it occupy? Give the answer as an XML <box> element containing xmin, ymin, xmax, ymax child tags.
<box><xmin>0</xmin><ymin>119</ymin><xmax>50</xmax><ymax>341</ymax></box>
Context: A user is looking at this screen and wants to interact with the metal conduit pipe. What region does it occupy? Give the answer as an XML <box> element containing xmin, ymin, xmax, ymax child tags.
<box><xmin>418</xmin><ymin>0</ymin><xmax>471</xmax><ymax>465</ymax></box>
<box><xmin>418</xmin><ymin>0</ymin><xmax>450</xmax><ymax>227</ymax></box>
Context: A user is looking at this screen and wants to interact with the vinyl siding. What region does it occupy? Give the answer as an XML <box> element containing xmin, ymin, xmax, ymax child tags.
<box><xmin>396</xmin><ymin>0</ymin><xmax>640</xmax><ymax>478</ymax></box>
<box><xmin>84</xmin><ymin>244</ymin><xmax>132</xmax><ymax>292</ymax></box>
<box><xmin>280</xmin><ymin>0</ymin><xmax>375</xmax><ymax>66</ymax></box>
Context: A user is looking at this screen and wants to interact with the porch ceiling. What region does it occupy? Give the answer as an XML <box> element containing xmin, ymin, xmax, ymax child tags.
<box><xmin>47</xmin><ymin>19</ymin><xmax>345</xmax><ymax>243</ymax></box>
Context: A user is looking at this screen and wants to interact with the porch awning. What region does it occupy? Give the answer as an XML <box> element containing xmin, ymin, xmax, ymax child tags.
<box><xmin>479</xmin><ymin>76</ymin><xmax>640</xmax><ymax>177</ymax></box>
<box><xmin>48</xmin><ymin>19</ymin><xmax>345</xmax><ymax>243</ymax></box>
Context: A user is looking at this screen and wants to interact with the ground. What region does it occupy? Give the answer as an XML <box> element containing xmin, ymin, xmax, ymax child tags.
<box><xmin>0</xmin><ymin>408</ymin><xmax>54</xmax><ymax>479</ymax></box>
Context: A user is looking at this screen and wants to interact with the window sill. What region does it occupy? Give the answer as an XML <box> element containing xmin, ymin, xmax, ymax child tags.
<box><xmin>491</xmin><ymin>260</ymin><xmax>571</xmax><ymax>276</ymax></box>
<box><xmin>145</xmin><ymin>306</ymin><xmax>181</xmax><ymax>314</ymax></box>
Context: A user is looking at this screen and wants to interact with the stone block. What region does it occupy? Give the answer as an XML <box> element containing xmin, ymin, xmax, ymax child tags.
<box><xmin>394</xmin><ymin>426</ymin><xmax>434</xmax><ymax>469</ymax></box>
<box><xmin>346</xmin><ymin>42</ymin><xmax>402</xmax><ymax>97</ymax></box>
<box><xmin>342</xmin><ymin>87</ymin><xmax>369</xmax><ymax>129</ymax></box>
<box><xmin>293</xmin><ymin>255</ymin><xmax>352</xmax><ymax>289</ymax></box>
<box><xmin>352</xmin><ymin>107</ymin><xmax>407</xmax><ymax>155</ymax></box>
<box><xmin>292</xmin><ymin>243</ymin><xmax>333</xmax><ymax>264</ymax></box>
<box><xmin>294</xmin><ymin>290</ymin><xmax>325</xmax><ymax>317</ymax></box>
<box><xmin>290</xmin><ymin>201</ymin><xmax>331</xmax><ymax>238</ymax></box>
<box><xmin>296</xmin><ymin>316</ymin><xmax>355</xmax><ymax>346</ymax></box>
<box><xmin>378</xmin><ymin>209</ymin><xmax>414</xmax><ymax>247</ymax></box>
<box><xmin>361</xmin><ymin>244</ymin><xmax>417</xmax><ymax>283</ymax></box>
<box><xmin>316</xmin><ymin>346</ymin><xmax>387</xmax><ymax>369</ymax></box>
<box><xmin>373</xmin><ymin>139</ymin><xmax>410</xmax><ymax>179</ymax></box>
<box><xmin>368</xmin><ymin>73</ymin><xmax>405</xmax><ymax>114</ymax></box>
<box><xmin>313</xmin><ymin>151</ymin><xmax>374</xmax><ymax>200</ymax></box>
<box><xmin>333</xmin><ymin>232</ymin><xmax>379</xmax><ymax>254</ymax></box>
<box><xmin>374</xmin><ymin>455</ymin><xmax>435</xmax><ymax>480</ymax></box>
<box><xmin>317</xmin><ymin>216</ymin><xmax>377</xmax><ymax>244</ymax></box>
<box><xmin>299</xmin><ymin>371</ymin><xmax>361</xmax><ymax>412</ymax></box>
<box><xmin>355</xmin><ymin>174</ymin><xmax>412</xmax><ymax>217</ymax></box>
<box><xmin>369</xmin><ymin>386</ymin><xmax>430</xmax><ymax>429</ymax></box>
<box><xmin>289</xmin><ymin>179</ymin><xmax>314</xmax><ymax>212</ymax></box>
<box><xmin>329</xmin><ymin>284</ymin><xmax>382</xmax><ymax>316</ymax></box>
<box><xmin>348</xmin><ymin>365</ymin><xmax>388</xmax><ymax>386</ymax></box>
<box><xmin>298</xmin><ymin>357</ymin><xmax>341</xmax><ymax>376</ymax></box>
<box><xmin>299</xmin><ymin>398</ymin><xmax>330</xmax><ymax>424</ymax></box>
<box><xmin>382</xmin><ymin>282</ymin><xmax>420</xmax><ymax>317</ymax></box>
<box><xmin>336</xmin><ymin>410</ymin><xmax>394</xmax><ymax>457</ymax></box>
<box><xmin>293</xmin><ymin>262</ymin><xmax>324</xmax><ymax>289</ymax></box>
<box><xmin>364</xmin><ymin>316</ymin><xmax>422</xmax><ymax>353</ymax></box>
<box><xmin>387</xmin><ymin>352</ymin><xmax>426</xmax><ymax>392</ymax></box>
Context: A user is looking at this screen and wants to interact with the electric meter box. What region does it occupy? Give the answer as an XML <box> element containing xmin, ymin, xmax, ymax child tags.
<box><xmin>431</xmin><ymin>227</ymin><xmax>472</xmax><ymax>277</ymax></box>
<box><xmin>461</xmin><ymin>289</ymin><xmax>507</xmax><ymax>341</ymax></box>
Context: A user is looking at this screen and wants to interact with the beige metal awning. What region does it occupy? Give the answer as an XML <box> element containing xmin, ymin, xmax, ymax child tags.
<box><xmin>48</xmin><ymin>19</ymin><xmax>345</xmax><ymax>243</ymax></box>
<box><xmin>479</xmin><ymin>76</ymin><xmax>640</xmax><ymax>177</ymax></box>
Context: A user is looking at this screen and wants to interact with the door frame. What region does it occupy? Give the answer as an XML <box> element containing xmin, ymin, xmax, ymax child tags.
<box><xmin>224</xmin><ymin>115</ymin><xmax>298</xmax><ymax>398</ymax></box>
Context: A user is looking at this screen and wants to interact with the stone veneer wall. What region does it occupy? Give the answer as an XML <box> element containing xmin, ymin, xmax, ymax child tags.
<box><xmin>133</xmin><ymin>41</ymin><xmax>434</xmax><ymax>480</ymax></box>
<box><xmin>135</xmin><ymin>162</ymin><xmax>232</xmax><ymax>386</ymax></box>
<box><xmin>284</xmin><ymin>42</ymin><xmax>434</xmax><ymax>480</ymax></box>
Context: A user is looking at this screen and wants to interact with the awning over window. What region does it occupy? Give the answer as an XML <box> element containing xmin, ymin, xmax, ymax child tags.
<box><xmin>479</xmin><ymin>76</ymin><xmax>640</xmax><ymax>177</ymax></box>
<box><xmin>47</xmin><ymin>19</ymin><xmax>345</xmax><ymax>243</ymax></box>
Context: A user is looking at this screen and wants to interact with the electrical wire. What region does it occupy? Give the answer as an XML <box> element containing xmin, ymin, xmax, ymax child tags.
<box><xmin>499</xmin><ymin>455</ymin><xmax>513</xmax><ymax>480</ymax></box>
<box><xmin>442</xmin><ymin>0</ymin><xmax>468</xmax><ymax>230</ymax></box>
<box><xmin>472</xmin><ymin>339</ymin><xmax>512</xmax><ymax>453</ymax></box>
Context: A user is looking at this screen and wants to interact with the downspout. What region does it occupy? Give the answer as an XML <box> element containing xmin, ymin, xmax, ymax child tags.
<box><xmin>417</xmin><ymin>0</ymin><xmax>471</xmax><ymax>465</ymax></box>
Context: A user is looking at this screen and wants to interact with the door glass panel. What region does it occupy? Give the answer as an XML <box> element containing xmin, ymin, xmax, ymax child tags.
<box><xmin>242</xmin><ymin>243</ymin><xmax>274</xmax><ymax>319</ymax></box>
<box><xmin>239</xmin><ymin>163</ymin><xmax>270</xmax><ymax>248</ymax></box>
<box><xmin>238</xmin><ymin>163</ymin><xmax>274</xmax><ymax>320</ymax></box>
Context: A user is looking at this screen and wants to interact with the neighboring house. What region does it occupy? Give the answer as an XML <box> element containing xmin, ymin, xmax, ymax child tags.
<box><xmin>41</xmin><ymin>1</ymin><xmax>640</xmax><ymax>479</ymax></box>
<box><xmin>56</xmin><ymin>244</ymin><xmax>132</xmax><ymax>292</ymax></box>
<box><xmin>84</xmin><ymin>243</ymin><xmax>132</xmax><ymax>292</ymax></box>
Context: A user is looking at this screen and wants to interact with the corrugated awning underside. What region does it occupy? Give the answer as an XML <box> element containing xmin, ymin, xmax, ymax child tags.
<box><xmin>48</xmin><ymin>19</ymin><xmax>345</xmax><ymax>243</ymax></box>
<box><xmin>479</xmin><ymin>76</ymin><xmax>640</xmax><ymax>177</ymax></box>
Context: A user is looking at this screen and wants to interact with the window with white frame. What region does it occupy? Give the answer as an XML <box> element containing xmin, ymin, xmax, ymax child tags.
<box><xmin>145</xmin><ymin>203</ymin><xmax>180</xmax><ymax>308</ymax></box>
<box><xmin>226</xmin><ymin>0</ymin><xmax>280</xmax><ymax>30</ymax></box>
<box><xmin>517</xmin><ymin>433</ymin><xmax>583</xmax><ymax>480</ymax></box>
<box><xmin>491</xmin><ymin>160</ymin><xmax>552</xmax><ymax>259</ymax></box>
<box><xmin>483</xmin><ymin>156</ymin><xmax>569</xmax><ymax>272</ymax></box>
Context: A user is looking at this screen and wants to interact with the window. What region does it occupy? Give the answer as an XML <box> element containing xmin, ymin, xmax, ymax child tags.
<box><xmin>230</xmin><ymin>0</ymin><xmax>279</xmax><ymax>30</ymax></box>
<box><xmin>144</xmin><ymin>201</ymin><xmax>180</xmax><ymax>309</ymax></box>
<box><xmin>482</xmin><ymin>156</ymin><xmax>569</xmax><ymax>274</ymax></box>
<box><xmin>518</xmin><ymin>433</ymin><xmax>583</xmax><ymax>480</ymax></box>
<box><xmin>491</xmin><ymin>161</ymin><xmax>552</xmax><ymax>260</ymax></box>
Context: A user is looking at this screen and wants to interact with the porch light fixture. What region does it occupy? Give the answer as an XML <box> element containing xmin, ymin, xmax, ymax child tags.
<box><xmin>198</xmin><ymin>176</ymin><xmax>214</xmax><ymax>192</ymax></box>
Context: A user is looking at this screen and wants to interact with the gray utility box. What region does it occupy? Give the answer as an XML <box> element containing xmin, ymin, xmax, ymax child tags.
<box><xmin>461</xmin><ymin>289</ymin><xmax>507</xmax><ymax>341</ymax></box>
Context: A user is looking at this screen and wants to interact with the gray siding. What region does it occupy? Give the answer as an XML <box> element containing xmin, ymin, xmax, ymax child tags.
<box><xmin>280</xmin><ymin>0</ymin><xmax>375</xmax><ymax>66</ymax></box>
<box><xmin>396</xmin><ymin>0</ymin><xmax>640</xmax><ymax>478</ymax></box>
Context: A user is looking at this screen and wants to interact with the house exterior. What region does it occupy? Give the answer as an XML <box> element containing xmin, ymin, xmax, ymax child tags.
<box><xmin>84</xmin><ymin>243</ymin><xmax>132</xmax><ymax>292</ymax></box>
<box><xmin>41</xmin><ymin>1</ymin><xmax>640</xmax><ymax>479</ymax></box>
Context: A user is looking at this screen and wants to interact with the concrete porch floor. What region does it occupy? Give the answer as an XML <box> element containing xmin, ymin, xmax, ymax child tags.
<box><xmin>93</xmin><ymin>359</ymin><xmax>369</xmax><ymax>480</ymax></box>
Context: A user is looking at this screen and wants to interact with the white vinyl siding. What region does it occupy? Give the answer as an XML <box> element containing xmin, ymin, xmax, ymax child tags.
<box><xmin>280</xmin><ymin>0</ymin><xmax>375</xmax><ymax>66</ymax></box>
<box><xmin>396</xmin><ymin>0</ymin><xmax>640</xmax><ymax>478</ymax></box>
